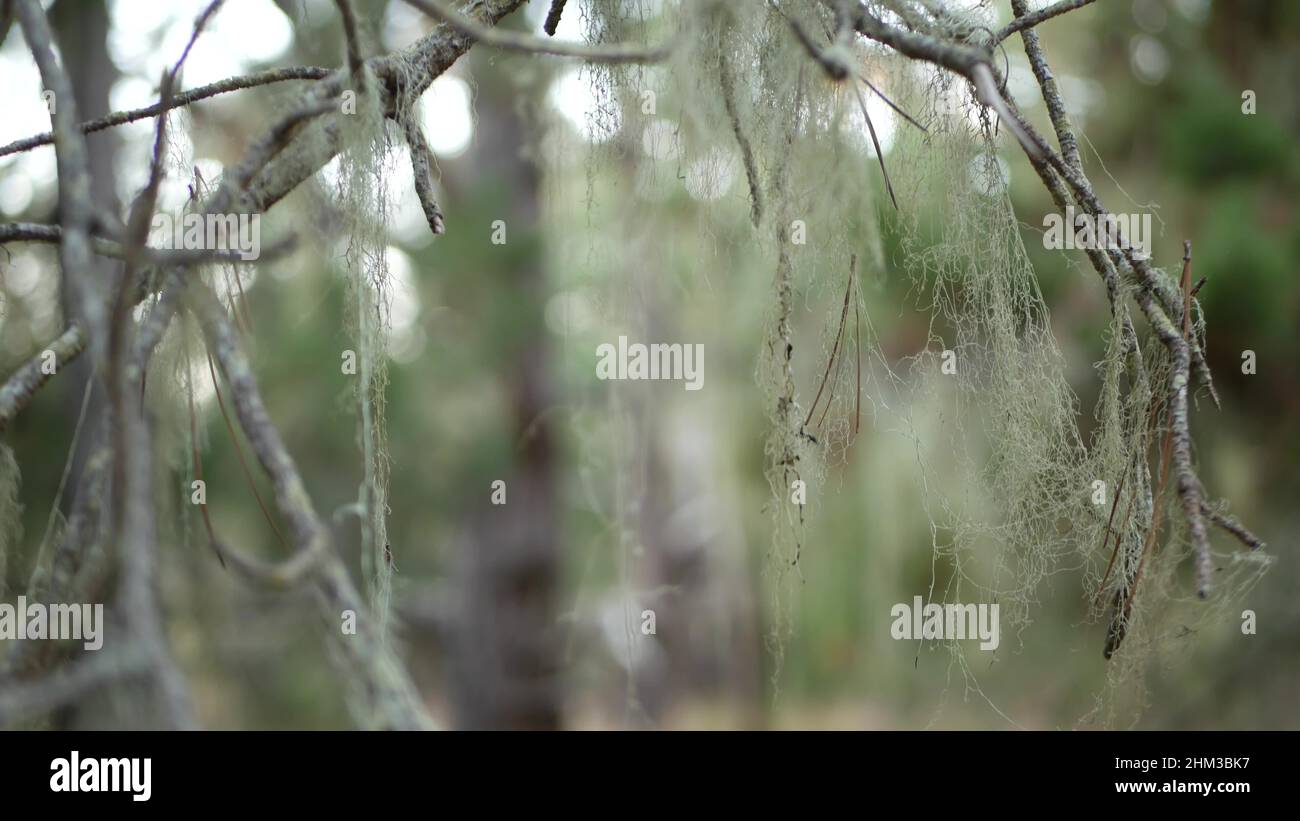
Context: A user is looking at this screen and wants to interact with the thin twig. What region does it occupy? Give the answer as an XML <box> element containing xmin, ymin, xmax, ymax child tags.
<box><xmin>804</xmin><ymin>255</ymin><xmax>857</xmax><ymax>431</ymax></box>
<box><xmin>543</xmin><ymin>0</ymin><xmax>567</xmax><ymax>36</ymax></box>
<box><xmin>0</xmin><ymin>67</ymin><xmax>331</xmax><ymax>159</ymax></box>
<box><xmin>851</xmin><ymin>79</ymin><xmax>898</xmax><ymax>209</ymax></box>
<box><xmin>401</xmin><ymin>0</ymin><xmax>676</xmax><ymax>63</ymax></box>
<box><xmin>334</xmin><ymin>0</ymin><xmax>367</xmax><ymax>93</ymax></box>
<box><xmin>400</xmin><ymin>112</ymin><xmax>446</xmax><ymax>235</ymax></box>
<box><xmin>205</xmin><ymin>350</ymin><xmax>292</xmax><ymax>553</ymax></box>
<box><xmin>15</xmin><ymin>0</ymin><xmax>100</xmax><ymax>351</ymax></box>
<box><xmin>0</xmin><ymin>221</ymin><xmax>295</xmax><ymax>266</ymax></box>
<box><xmin>717</xmin><ymin>30</ymin><xmax>763</xmax><ymax>227</ymax></box>
<box><xmin>0</xmin><ymin>324</ymin><xmax>87</xmax><ymax>431</ymax></box>
<box><xmin>996</xmin><ymin>0</ymin><xmax>1096</xmax><ymax>44</ymax></box>
<box><xmin>1201</xmin><ymin>501</ymin><xmax>1266</xmax><ymax>551</ymax></box>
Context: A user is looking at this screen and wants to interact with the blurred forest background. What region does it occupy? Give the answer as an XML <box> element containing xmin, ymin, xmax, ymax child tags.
<box><xmin>0</xmin><ymin>0</ymin><xmax>1296</xmax><ymax>729</ymax></box>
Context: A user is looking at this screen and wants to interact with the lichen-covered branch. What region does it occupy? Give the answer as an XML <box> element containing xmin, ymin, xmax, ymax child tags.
<box><xmin>838</xmin><ymin>0</ymin><xmax>1254</xmax><ymax>600</ymax></box>
<box><xmin>188</xmin><ymin>284</ymin><xmax>432</xmax><ymax>729</ymax></box>
<box><xmin>400</xmin><ymin>113</ymin><xmax>447</xmax><ymax>236</ymax></box>
<box><xmin>0</xmin><ymin>324</ymin><xmax>87</xmax><ymax>432</ymax></box>
<box><xmin>996</xmin><ymin>0</ymin><xmax>1096</xmax><ymax>44</ymax></box>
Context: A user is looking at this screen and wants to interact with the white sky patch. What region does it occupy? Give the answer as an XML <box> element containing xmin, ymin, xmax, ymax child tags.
<box><xmin>188</xmin><ymin>352</ymin><xmax>218</xmax><ymax>407</ymax></box>
<box><xmin>549</xmin><ymin>67</ymin><xmax>621</xmax><ymax>144</ymax></box>
<box><xmin>641</xmin><ymin>118</ymin><xmax>680</xmax><ymax>161</ymax></box>
<box><xmin>0</xmin><ymin>44</ymin><xmax>52</xmax><ymax>148</ymax></box>
<box><xmin>385</xmin><ymin>245</ymin><xmax>426</xmax><ymax>362</ymax></box>
<box><xmin>537</xmin><ymin>0</ymin><xmax>585</xmax><ymax>41</ymax></box>
<box><xmin>967</xmin><ymin>152</ymin><xmax>1011</xmax><ymax>197</ymax></box>
<box><xmin>1058</xmin><ymin>75</ymin><xmax>1105</xmax><ymax>120</ymax></box>
<box><xmin>0</xmin><ymin>173</ymin><xmax>34</xmax><ymax>215</ymax></box>
<box><xmin>3</xmin><ymin>248</ymin><xmax>42</xmax><ymax>299</ymax></box>
<box><xmin>1130</xmin><ymin>35</ymin><xmax>1170</xmax><ymax>85</ymax></box>
<box><xmin>544</xmin><ymin>290</ymin><xmax>594</xmax><ymax>336</ymax></box>
<box><xmin>389</xmin><ymin>143</ymin><xmax>442</xmax><ymax>247</ymax></box>
<box><xmin>847</xmin><ymin>86</ymin><xmax>897</xmax><ymax>157</ymax></box>
<box><xmin>421</xmin><ymin>76</ymin><xmax>474</xmax><ymax>157</ymax></box>
<box><xmin>318</xmin><ymin>155</ymin><xmax>343</xmax><ymax>192</ymax></box>
<box><xmin>525</xmin><ymin>0</ymin><xmax>668</xmax><ymax>39</ymax></box>
<box><xmin>382</xmin><ymin>0</ymin><xmax>430</xmax><ymax>51</ymax></box>
<box><xmin>911</xmin><ymin>62</ymin><xmax>989</xmax><ymax>134</ymax></box>
<box><xmin>108</xmin><ymin>0</ymin><xmax>291</xmax><ymax>88</ymax></box>
<box><xmin>1173</xmin><ymin>0</ymin><xmax>1211</xmax><ymax>23</ymax></box>
<box><xmin>1006</xmin><ymin>62</ymin><xmax>1041</xmax><ymax>107</ymax></box>
<box><xmin>684</xmin><ymin>147</ymin><xmax>737</xmax><ymax>202</ymax></box>
<box><xmin>209</xmin><ymin>265</ymin><xmax>260</xmax><ymax>309</ymax></box>
<box><xmin>0</xmin><ymin>37</ymin><xmax>60</xmax><ymax>217</ymax></box>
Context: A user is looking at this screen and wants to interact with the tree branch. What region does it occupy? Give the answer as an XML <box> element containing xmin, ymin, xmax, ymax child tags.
<box><xmin>400</xmin><ymin>0</ymin><xmax>677</xmax><ymax>64</ymax></box>
<box><xmin>997</xmin><ymin>0</ymin><xmax>1096</xmax><ymax>44</ymax></box>
<box><xmin>0</xmin><ymin>324</ymin><xmax>87</xmax><ymax>432</ymax></box>
<box><xmin>15</xmin><ymin>0</ymin><xmax>101</xmax><ymax>352</ymax></box>
<box><xmin>334</xmin><ymin>0</ymin><xmax>367</xmax><ymax>93</ymax></box>
<box><xmin>0</xmin><ymin>643</ymin><xmax>150</xmax><ymax>728</ymax></box>
<box><xmin>0</xmin><ymin>67</ymin><xmax>332</xmax><ymax>160</ymax></box>
<box><xmin>188</xmin><ymin>284</ymin><xmax>431</xmax><ymax>728</ymax></box>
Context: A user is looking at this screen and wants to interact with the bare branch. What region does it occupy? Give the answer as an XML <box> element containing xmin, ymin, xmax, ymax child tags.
<box><xmin>0</xmin><ymin>324</ymin><xmax>87</xmax><ymax>431</ymax></box>
<box><xmin>0</xmin><ymin>644</ymin><xmax>150</xmax><ymax>728</ymax></box>
<box><xmin>1201</xmin><ymin>501</ymin><xmax>1266</xmax><ymax>551</ymax></box>
<box><xmin>401</xmin><ymin>0</ymin><xmax>677</xmax><ymax>64</ymax></box>
<box><xmin>172</xmin><ymin>0</ymin><xmax>226</xmax><ymax>79</ymax></box>
<box><xmin>997</xmin><ymin>0</ymin><xmax>1096</xmax><ymax>44</ymax></box>
<box><xmin>0</xmin><ymin>67</ymin><xmax>332</xmax><ymax>160</ymax></box>
<box><xmin>1010</xmin><ymin>0</ymin><xmax>1083</xmax><ymax>172</ymax></box>
<box><xmin>848</xmin><ymin>6</ymin><xmax>1041</xmax><ymax>159</ymax></box>
<box><xmin>187</xmin><ymin>286</ymin><xmax>329</xmax><ymax>588</ymax></box>
<box><xmin>851</xmin><ymin>79</ymin><xmax>899</xmax><ymax>208</ymax></box>
<box><xmin>207</xmin><ymin>98</ymin><xmax>339</xmax><ymax>216</ymax></box>
<box><xmin>187</xmin><ymin>284</ymin><xmax>432</xmax><ymax>728</ymax></box>
<box><xmin>15</xmin><ymin>0</ymin><xmax>100</xmax><ymax>350</ymax></box>
<box><xmin>775</xmin><ymin>1</ymin><xmax>849</xmax><ymax>81</ymax></box>
<box><xmin>543</xmin><ymin>0</ymin><xmax>567</xmax><ymax>37</ymax></box>
<box><xmin>1</xmin><ymin>221</ymin><xmax>298</xmax><ymax>266</ymax></box>
<box><xmin>717</xmin><ymin>31</ymin><xmax>763</xmax><ymax>226</ymax></box>
<box><xmin>400</xmin><ymin>114</ymin><xmax>447</xmax><ymax>236</ymax></box>
<box><xmin>334</xmin><ymin>0</ymin><xmax>367</xmax><ymax>93</ymax></box>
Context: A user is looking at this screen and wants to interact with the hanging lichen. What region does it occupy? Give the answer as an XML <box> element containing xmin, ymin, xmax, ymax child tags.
<box><xmin>333</xmin><ymin>62</ymin><xmax>396</xmax><ymax>646</ymax></box>
<box><xmin>0</xmin><ymin>442</ymin><xmax>22</xmax><ymax>601</ymax></box>
<box><xmin>556</xmin><ymin>0</ymin><xmax>1273</xmax><ymax>725</ymax></box>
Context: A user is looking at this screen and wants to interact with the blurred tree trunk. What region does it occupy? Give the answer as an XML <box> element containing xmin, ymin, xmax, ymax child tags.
<box><xmin>449</xmin><ymin>58</ymin><xmax>561</xmax><ymax>730</ymax></box>
<box><xmin>47</xmin><ymin>0</ymin><xmax>120</xmax><ymax>729</ymax></box>
<box><xmin>50</xmin><ymin>0</ymin><xmax>118</xmax><ymax>517</ymax></box>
